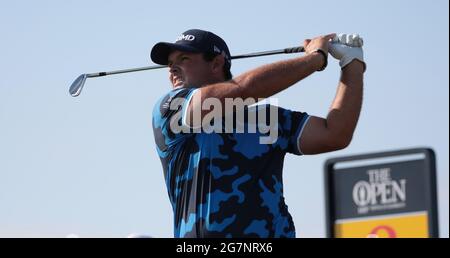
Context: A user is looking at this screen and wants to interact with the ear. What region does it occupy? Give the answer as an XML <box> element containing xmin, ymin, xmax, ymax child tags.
<box><xmin>211</xmin><ymin>53</ymin><xmax>225</xmax><ymax>74</ymax></box>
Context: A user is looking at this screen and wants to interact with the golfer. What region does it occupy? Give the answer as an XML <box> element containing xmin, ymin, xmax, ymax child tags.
<box><xmin>151</xmin><ymin>29</ymin><xmax>365</xmax><ymax>238</ymax></box>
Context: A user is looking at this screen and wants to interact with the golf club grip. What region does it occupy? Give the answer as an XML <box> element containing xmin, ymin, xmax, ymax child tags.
<box><xmin>284</xmin><ymin>46</ymin><xmax>305</xmax><ymax>54</ymax></box>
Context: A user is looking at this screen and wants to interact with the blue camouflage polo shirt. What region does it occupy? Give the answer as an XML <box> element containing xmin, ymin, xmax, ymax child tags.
<box><xmin>152</xmin><ymin>87</ymin><xmax>310</xmax><ymax>238</ymax></box>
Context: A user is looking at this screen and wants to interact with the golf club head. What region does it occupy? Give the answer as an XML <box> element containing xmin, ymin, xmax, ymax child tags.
<box><xmin>69</xmin><ymin>74</ymin><xmax>87</xmax><ymax>97</ymax></box>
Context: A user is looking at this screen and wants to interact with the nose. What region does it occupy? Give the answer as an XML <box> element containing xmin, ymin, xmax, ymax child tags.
<box><xmin>169</xmin><ymin>65</ymin><xmax>180</xmax><ymax>75</ymax></box>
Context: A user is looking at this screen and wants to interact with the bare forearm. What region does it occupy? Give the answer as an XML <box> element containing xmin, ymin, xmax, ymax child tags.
<box><xmin>201</xmin><ymin>53</ymin><xmax>324</xmax><ymax>100</ymax></box>
<box><xmin>326</xmin><ymin>61</ymin><xmax>364</xmax><ymax>145</ymax></box>
<box><xmin>231</xmin><ymin>53</ymin><xmax>323</xmax><ymax>99</ymax></box>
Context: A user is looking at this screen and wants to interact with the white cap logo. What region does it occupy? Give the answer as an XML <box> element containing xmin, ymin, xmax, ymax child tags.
<box><xmin>176</xmin><ymin>34</ymin><xmax>195</xmax><ymax>42</ymax></box>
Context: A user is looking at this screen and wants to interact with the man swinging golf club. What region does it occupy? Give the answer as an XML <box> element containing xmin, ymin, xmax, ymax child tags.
<box><xmin>151</xmin><ymin>29</ymin><xmax>365</xmax><ymax>238</ymax></box>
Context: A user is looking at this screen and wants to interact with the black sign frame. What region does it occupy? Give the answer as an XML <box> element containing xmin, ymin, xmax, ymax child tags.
<box><xmin>324</xmin><ymin>147</ymin><xmax>439</xmax><ymax>238</ymax></box>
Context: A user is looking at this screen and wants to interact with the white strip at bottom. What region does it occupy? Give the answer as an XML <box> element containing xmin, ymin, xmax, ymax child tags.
<box><xmin>335</xmin><ymin>211</ymin><xmax>428</xmax><ymax>224</ymax></box>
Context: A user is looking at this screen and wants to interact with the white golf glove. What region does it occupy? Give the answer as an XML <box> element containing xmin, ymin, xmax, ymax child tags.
<box><xmin>329</xmin><ymin>33</ymin><xmax>366</xmax><ymax>71</ymax></box>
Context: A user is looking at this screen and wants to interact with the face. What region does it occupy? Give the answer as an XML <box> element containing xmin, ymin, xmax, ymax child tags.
<box><xmin>167</xmin><ymin>50</ymin><xmax>217</xmax><ymax>88</ymax></box>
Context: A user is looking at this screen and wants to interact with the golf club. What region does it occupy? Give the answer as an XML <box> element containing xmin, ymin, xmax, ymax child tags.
<box><xmin>69</xmin><ymin>46</ymin><xmax>304</xmax><ymax>97</ymax></box>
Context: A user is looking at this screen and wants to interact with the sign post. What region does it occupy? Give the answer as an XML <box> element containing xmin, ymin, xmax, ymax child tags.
<box><xmin>324</xmin><ymin>148</ymin><xmax>439</xmax><ymax>238</ymax></box>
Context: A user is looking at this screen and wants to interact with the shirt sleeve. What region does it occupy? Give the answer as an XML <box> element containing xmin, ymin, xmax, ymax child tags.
<box><xmin>275</xmin><ymin>105</ymin><xmax>311</xmax><ymax>155</ymax></box>
<box><xmin>152</xmin><ymin>87</ymin><xmax>198</xmax><ymax>155</ymax></box>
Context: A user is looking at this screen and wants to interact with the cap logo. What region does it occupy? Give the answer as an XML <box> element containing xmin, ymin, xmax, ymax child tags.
<box><xmin>176</xmin><ymin>34</ymin><xmax>195</xmax><ymax>42</ymax></box>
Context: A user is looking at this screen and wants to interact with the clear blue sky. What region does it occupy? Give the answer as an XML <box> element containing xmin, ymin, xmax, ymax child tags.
<box><xmin>0</xmin><ymin>0</ymin><xmax>448</xmax><ymax>237</ymax></box>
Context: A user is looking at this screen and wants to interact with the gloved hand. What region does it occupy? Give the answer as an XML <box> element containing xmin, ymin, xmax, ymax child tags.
<box><xmin>329</xmin><ymin>33</ymin><xmax>366</xmax><ymax>71</ymax></box>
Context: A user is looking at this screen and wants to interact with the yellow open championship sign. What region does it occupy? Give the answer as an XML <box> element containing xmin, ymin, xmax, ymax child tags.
<box><xmin>324</xmin><ymin>148</ymin><xmax>439</xmax><ymax>238</ymax></box>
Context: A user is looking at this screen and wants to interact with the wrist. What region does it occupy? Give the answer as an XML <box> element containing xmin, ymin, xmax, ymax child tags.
<box><xmin>342</xmin><ymin>59</ymin><xmax>365</xmax><ymax>73</ymax></box>
<box><xmin>310</xmin><ymin>49</ymin><xmax>328</xmax><ymax>71</ymax></box>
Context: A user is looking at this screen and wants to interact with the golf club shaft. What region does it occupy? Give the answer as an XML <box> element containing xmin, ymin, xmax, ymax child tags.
<box><xmin>70</xmin><ymin>46</ymin><xmax>305</xmax><ymax>97</ymax></box>
<box><xmin>231</xmin><ymin>46</ymin><xmax>304</xmax><ymax>60</ymax></box>
<box><xmin>86</xmin><ymin>65</ymin><xmax>166</xmax><ymax>78</ymax></box>
<box><xmin>86</xmin><ymin>46</ymin><xmax>305</xmax><ymax>78</ymax></box>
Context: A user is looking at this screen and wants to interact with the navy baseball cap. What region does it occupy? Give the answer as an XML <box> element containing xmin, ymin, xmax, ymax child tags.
<box><xmin>151</xmin><ymin>29</ymin><xmax>231</xmax><ymax>68</ymax></box>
